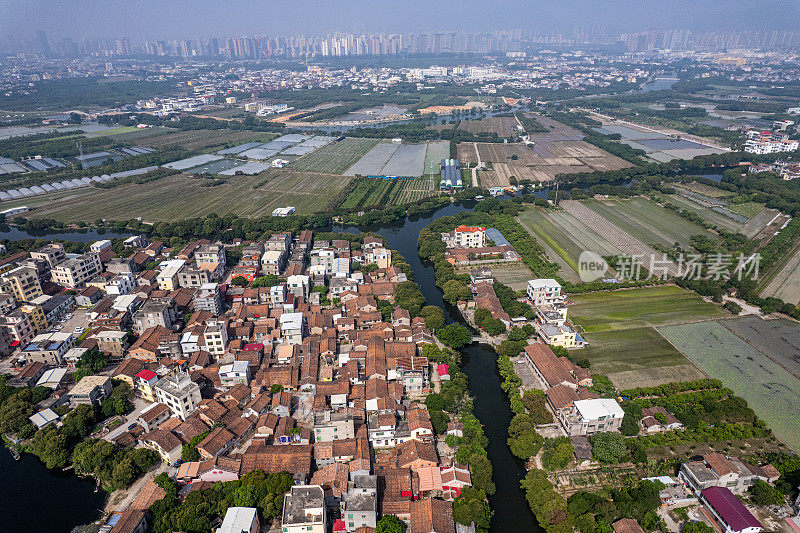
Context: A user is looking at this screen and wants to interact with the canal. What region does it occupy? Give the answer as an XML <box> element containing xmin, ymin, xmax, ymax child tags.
<box><xmin>0</xmin><ymin>447</ymin><xmax>106</xmax><ymax>532</ymax></box>
<box><xmin>334</xmin><ymin>201</ymin><xmax>540</xmax><ymax>532</ymax></box>
<box><xmin>2</xmin><ymin>201</ymin><xmax>538</xmax><ymax>532</ymax></box>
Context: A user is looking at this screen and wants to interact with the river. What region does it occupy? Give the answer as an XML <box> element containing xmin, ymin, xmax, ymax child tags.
<box><xmin>3</xmin><ymin>201</ymin><xmax>538</xmax><ymax>532</ymax></box>
<box><xmin>0</xmin><ymin>226</ymin><xmax>135</xmax><ymax>242</ymax></box>
<box><xmin>0</xmin><ymin>447</ymin><xmax>106</xmax><ymax>532</ymax></box>
<box><xmin>334</xmin><ymin>201</ymin><xmax>540</xmax><ymax>532</ymax></box>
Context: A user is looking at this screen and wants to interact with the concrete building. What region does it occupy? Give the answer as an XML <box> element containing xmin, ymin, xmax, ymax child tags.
<box><xmin>22</xmin><ymin>332</ymin><xmax>73</xmax><ymax>365</ymax></box>
<box><xmin>52</xmin><ymin>253</ymin><xmax>102</xmax><ymax>289</ymax></box>
<box><xmin>280</xmin><ymin>312</ymin><xmax>304</xmax><ymax>345</ymax></box>
<box><xmin>154</xmin><ymin>372</ymin><xmax>202</xmax><ymax>420</ymax></box>
<box><xmin>557</xmin><ymin>398</ymin><xmax>624</xmax><ymax>436</ymax></box>
<box><xmin>133</xmin><ymin>298</ymin><xmax>178</xmax><ymax>334</ymax></box>
<box><xmin>526</xmin><ymin>278</ymin><xmax>565</xmax><ymax>306</ymax></box>
<box><xmin>194</xmin><ymin>244</ymin><xmax>226</xmax><ymax>266</ymax></box>
<box><xmin>178</xmin><ymin>266</ymin><xmax>212</xmax><ymax>288</ymax></box>
<box><xmin>1</xmin><ymin>266</ymin><xmax>43</xmax><ymax>302</ymax></box>
<box><xmin>219</xmin><ymin>361</ymin><xmax>251</xmax><ymax>388</ymax></box>
<box><xmin>156</xmin><ymin>260</ymin><xmax>186</xmax><ymax>291</ymax></box>
<box><xmin>30</xmin><ymin>243</ymin><xmax>66</xmax><ymax>268</ymax></box>
<box><xmin>342</xmin><ymin>475</ymin><xmax>378</xmax><ymax>532</ymax></box>
<box><xmin>282</xmin><ymin>485</ymin><xmax>326</xmax><ymax>533</ymax></box>
<box><xmin>451</xmin><ymin>225</ymin><xmax>485</xmax><ymax>248</ymax></box>
<box><xmin>313</xmin><ymin>411</ymin><xmax>356</xmax><ymax>442</ymax></box>
<box><xmin>203</xmin><ymin>320</ymin><xmax>228</xmax><ymax>355</ymax></box>
<box><xmin>105</xmin><ymin>273</ymin><xmax>136</xmax><ymax>296</ymax></box>
<box><xmin>219</xmin><ymin>507</ymin><xmax>260</xmax><ymax>533</ymax></box>
<box><xmin>70</xmin><ymin>375</ymin><xmax>113</xmax><ymax>406</ymax></box>
<box><xmin>261</xmin><ymin>250</ymin><xmax>286</xmax><ymax>276</ymax></box>
<box><xmin>194</xmin><ymin>283</ymin><xmax>223</xmax><ymax>315</ymax></box>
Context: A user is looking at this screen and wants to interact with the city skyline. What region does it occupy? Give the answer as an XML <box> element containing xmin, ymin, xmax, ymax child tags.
<box><xmin>2</xmin><ymin>0</ymin><xmax>800</xmax><ymax>42</ymax></box>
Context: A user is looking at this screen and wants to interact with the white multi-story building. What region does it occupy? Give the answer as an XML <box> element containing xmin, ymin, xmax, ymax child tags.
<box><xmin>280</xmin><ymin>312</ymin><xmax>304</xmax><ymax>345</ymax></box>
<box><xmin>154</xmin><ymin>372</ymin><xmax>202</xmax><ymax>420</ymax></box>
<box><xmin>51</xmin><ymin>253</ymin><xmax>102</xmax><ymax>289</ymax></box>
<box><xmin>105</xmin><ymin>273</ymin><xmax>136</xmax><ymax>296</ymax></box>
<box><xmin>219</xmin><ymin>361</ymin><xmax>251</xmax><ymax>388</ymax></box>
<box><xmin>452</xmin><ymin>225</ymin><xmax>486</xmax><ymax>248</ymax></box>
<box><xmin>282</xmin><ymin>486</ymin><xmax>326</xmax><ymax>533</ymax></box>
<box><xmin>203</xmin><ymin>320</ymin><xmax>228</xmax><ymax>355</ymax></box>
<box><xmin>527</xmin><ymin>279</ymin><xmax>565</xmax><ymax>306</ymax></box>
<box><xmin>744</xmin><ymin>139</ymin><xmax>799</xmax><ymax>154</ymax></box>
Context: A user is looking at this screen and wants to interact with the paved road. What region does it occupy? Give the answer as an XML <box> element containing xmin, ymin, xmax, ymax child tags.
<box><xmin>104</xmin><ymin>398</ymin><xmax>149</xmax><ymax>441</ymax></box>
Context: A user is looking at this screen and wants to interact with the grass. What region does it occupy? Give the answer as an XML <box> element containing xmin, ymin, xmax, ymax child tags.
<box><xmin>486</xmin><ymin>263</ymin><xmax>536</xmax><ymax>291</ymax></box>
<box><xmin>567</xmin><ymin>286</ymin><xmax>727</xmax><ymax>387</ymax></box>
<box><xmin>726</xmin><ymin>201</ymin><xmax>764</xmax><ymax>219</ymax></box>
<box><xmin>665</xmin><ymin>194</ymin><xmax>742</xmax><ymax>232</ymax></box>
<box><xmin>569</xmin><ymin>285</ymin><xmax>727</xmax><ymax>333</ymax></box>
<box><xmin>659</xmin><ymin>321</ymin><xmax>800</xmax><ymax>451</ymax></box>
<box><xmin>25</xmin><ymin>171</ymin><xmax>351</xmax><ymax>222</ymax></box>
<box><xmin>289</xmin><ymin>137</ymin><xmax>379</xmax><ymax>174</ymax></box>
<box><xmin>584</xmin><ymin>197</ymin><xmax>717</xmax><ymax>249</ymax></box>
<box><xmin>573</xmin><ymin>327</ymin><xmax>693</xmax><ymax>374</ymax></box>
<box><xmin>517</xmin><ymin>207</ymin><xmax>582</xmax><ymax>273</ymax></box>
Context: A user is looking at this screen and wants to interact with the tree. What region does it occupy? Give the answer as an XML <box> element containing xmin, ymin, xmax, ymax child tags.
<box><xmin>590</xmin><ymin>374</ymin><xmax>615</xmax><ymax>396</ymax></box>
<box><xmin>0</xmin><ymin>395</ymin><xmax>35</xmax><ymax>436</ymax></box>
<box><xmin>482</xmin><ymin>318</ymin><xmax>506</xmax><ymax>336</ymax></box>
<box><xmin>453</xmin><ymin>487</ymin><xmax>492</xmax><ymax>532</ymax></box>
<box><xmin>181</xmin><ymin>430</ymin><xmax>210</xmax><ymax>462</ymax></box>
<box><xmin>591</xmin><ymin>432</ymin><xmax>628</xmax><ymax>464</ymax></box>
<box><xmin>394</xmin><ymin>281</ymin><xmax>426</xmax><ymax>317</ymax></box>
<box><xmin>473</xmin><ymin>308</ymin><xmax>492</xmax><ymax>328</ymax></box>
<box><xmin>443</xmin><ymin>279</ymin><xmax>471</xmax><ymax>305</ymax></box>
<box><xmin>270</xmin><ymin>384</ymin><xmax>284</xmax><ymax>394</ymax></box>
<box><xmin>430</xmin><ymin>410</ymin><xmax>450</xmax><ymax>434</ymax></box>
<box><xmin>541</xmin><ymin>437</ymin><xmax>574</xmax><ymax>471</ymax></box>
<box><xmin>420</xmin><ymin>305</ymin><xmax>445</xmax><ymax>332</ymax></box>
<box><xmin>438</xmin><ymin>323</ymin><xmax>472</xmax><ymax>349</ymax></box>
<box><xmin>377</xmin><ymin>515</ymin><xmax>405</xmax><ymax>533</ymax></box>
<box><xmin>251</xmin><ymin>274</ymin><xmax>280</xmax><ymax>288</ymax></box>
<box><xmin>748</xmin><ymin>479</ymin><xmax>784</xmax><ymax>505</ymax></box>
<box><xmin>231</xmin><ymin>275</ymin><xmax>249</xmax><ymax>287</ymax></box>
<box><xmin>683</xmin><ymin>522</ymin><xmax>714</xmax><ymax>533</ymax></box>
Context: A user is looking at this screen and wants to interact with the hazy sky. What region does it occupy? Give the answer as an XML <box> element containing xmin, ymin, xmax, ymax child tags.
<box><xmin>2</xmin><ymin>0</ymin><xmax>799</xmax><ymax>41</ymax></box>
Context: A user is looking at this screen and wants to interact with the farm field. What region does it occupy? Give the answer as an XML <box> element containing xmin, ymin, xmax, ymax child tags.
<box><xmin>25</xmin><ymin>171</ymin><xmax>351</xmax><ymax>222</ymax></box>
<box><xmin>665</xmin><ymin>193</ymin><xmax>743</xmax><ymax>232</ymax></box>
<box><xmin>761</xmin><ymin>242</ymin><xmax>800</xmax><ymax>305</ymax></box>
<box><xmin>344</xmin><ymin>143</ymin><xmax>399</xmax><ymax>176</ymax></box>
<box><xmin>133</xmin><ymin>129</ymin><xmax>273</xmax><ymax>151</ymax></box>
<box><xmin>516</xmin><ymin>206</ymin><xmax>593</xmax><ymax>279</ymax></box>
<box><xmin>583</xmin><ymin>197</ymin><xmax>718</xmax><ymax>249</ymax></box>
<box><xmin>572</xmin><ymin>327</ymin><xmax>705</xmax><ymax>389</ymax></box>
<box><xmin>107</xmin><ymin>126</ymin><xmax>175</xmax><ymax>141</ymax></box>
<box><xmin>484</xmin><ymin>263</ymin><xmax>536</xmax><ymax>291</ymax></box>
<box><xmin>289</xmin><ymin>137</ymin><xmax>379</xmax><ymax>174</ymax></box>
<box><xmin>659</xmin><ymin>321</ymin><xmax>800</xmax><ymax>451</ymax></box>
<box><xmin>561</xmin><ymin>200</ymin><xmax>680</xmax><ymax>276</ymax></box>
<box><xmin>340</xmin><ymin>178</ymin><xmax>404</xmax><ymax>210</ymax></box>
<box><xmin>423</xmin><ymin>141</ymin><xmax>450</xmax><ymax>175</ymax></box>
<box><xmin>394</xmin><ymin>176</ymin><xmax>437</xmax><ymax>204</ymax></box>
<box><xmin>569</xmin><ymin>286</ymin><xmax>727</xmax><ymax>332</ymax></box>
<box><xmin>434</xmin><ymin>116</ymin><xmax>521</xmax><ymax>138</ymax></box>
<box><xmin>720</xmin><ymin>316</ymin><xmax>800</xmax><ymax>378</ymax></box>
<box><xmin>569</xmin><ymin>286</ymin><xmax>727</xmax><ymax>387</ymax></box>
<box><xmin>83</xmin><ymin>125</ymin><xmax>140</xmax><ymax>137</ymax></box>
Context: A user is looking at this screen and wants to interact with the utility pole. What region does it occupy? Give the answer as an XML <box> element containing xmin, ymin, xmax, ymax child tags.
<box><xmin>76</xmin><ymin>140</ymin><xmax>86</xmax><ymax>170</ymax></box>
<box><xmin>554</xmin><ymin>178</ymin><xmax>560</xmax><ymax>206</ymax></box>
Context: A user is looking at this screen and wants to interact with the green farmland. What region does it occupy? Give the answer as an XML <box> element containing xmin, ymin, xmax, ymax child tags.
<box><xmin>659</xmin><ymin>321</ymin><xmax>800</xmax><ymax>451</ymax></box>
<box><xmin>568</xmin><ymin>286</ymin><xmax>727</xmax><ymax>388</ymax></box>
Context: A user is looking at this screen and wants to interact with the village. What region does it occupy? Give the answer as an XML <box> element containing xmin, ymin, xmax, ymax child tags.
<box><xmin>0</xmin><ymin>219</ymin><xmax>795</xmax><ymax>533</ymax></box>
